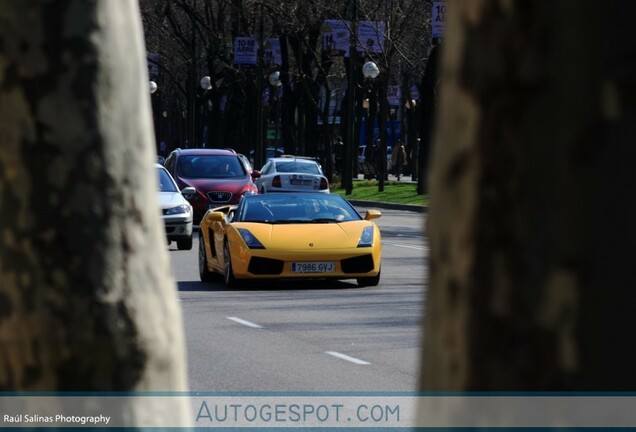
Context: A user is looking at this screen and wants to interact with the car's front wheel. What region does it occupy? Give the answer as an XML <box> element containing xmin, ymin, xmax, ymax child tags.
<box><xmin>177</xmin><ymin>236</ymin><xmax>193</xmax><ymax>250</ymax></box>
<box><xmin>357</xmin><ymin>267</ymin><xmax>381</xmax><ymax>287</ymax></box>
<box><xmin>224</xmin><ymin>241</ymin><xmax>240</xmax><ymax>288</ymax></box>
<box><xmin>198</xmin><ymin>235</ymin><xmax>215</xmax><ymax>282</ymax></box>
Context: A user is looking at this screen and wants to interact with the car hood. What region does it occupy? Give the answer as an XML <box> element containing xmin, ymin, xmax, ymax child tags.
<box><xmin>180</xmin><ymin>177</ymin><xmax>251</xmax><ymax>193</ymax></box>
<box><xmin>157</xmin><ymin>191</ymin><xmax>188</xmax><ymax>210</ymax></box>
<box><xmin>235</xmin><ymin>222</ymin><xmax>373</xmax><ymax>250</ymax></box>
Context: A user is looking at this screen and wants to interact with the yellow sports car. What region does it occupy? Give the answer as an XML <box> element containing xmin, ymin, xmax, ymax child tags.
<box><xmin>198</xmin><ymin>192</ymin><xmax>382</xmax><ymax>288</ymax></box>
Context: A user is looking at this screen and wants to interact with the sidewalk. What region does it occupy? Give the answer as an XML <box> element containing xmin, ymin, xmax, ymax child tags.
<box><xmin>350</xmin><ymin>199</ymin><xmax>427</xmax><ymax>213</ymax></box>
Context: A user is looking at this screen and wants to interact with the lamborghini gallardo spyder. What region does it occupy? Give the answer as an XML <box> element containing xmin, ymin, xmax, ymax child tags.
<box><xmin>198</xmin><ymin>193</ymin><xmax>382</xmax><ymax>288</ymax></box>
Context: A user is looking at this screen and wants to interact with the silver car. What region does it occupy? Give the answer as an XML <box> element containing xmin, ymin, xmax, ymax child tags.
<box><xmin>254</xmin><ymin>157</ymin><xmax>330</xmax><ymax>194</ymax></box>
<box><xmin>156</xmin><ymin>163</ymin><xmax>195</xmax><ymax>250</ymax></box>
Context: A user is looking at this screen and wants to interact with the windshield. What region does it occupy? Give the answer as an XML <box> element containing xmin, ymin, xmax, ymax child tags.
<box><xmin>238</xmin><ymin>194</ymin><xmax>361</xmax><ymax>223</ymax></box>
<box><xmin>157</xmin><ymin>168</ymin><xmax>178</xmax><ymax>193</ymax></box>
<box><xmin>177</xmin><ymin>155</ymin><xmax>247</xmax><ymax>179</ymax></box>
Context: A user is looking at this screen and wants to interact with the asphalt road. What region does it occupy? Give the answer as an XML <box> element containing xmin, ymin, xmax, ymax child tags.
<box><xmin>169</xmin><ymin>206</ymin><xmax>427</xmax><ymax>392</ymax></box>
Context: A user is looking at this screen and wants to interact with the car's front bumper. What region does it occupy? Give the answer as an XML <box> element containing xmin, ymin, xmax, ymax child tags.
<box><xmin>229</xmin><ymin>244</ymin><xmax>381</xmax><ymax>280</ymax></box>
<box><xmin>163</xmin><ymin>215</ymin><xmax>193</xmax><ymax>240</ymax></box>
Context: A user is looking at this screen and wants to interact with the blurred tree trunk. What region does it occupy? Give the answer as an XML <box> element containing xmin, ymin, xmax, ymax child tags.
<box><xmin>417</xmin><ymin>42</ymin><xmax>440</xmax><ymax>195</ymax></box>
<box><xmin>0</xmin><ymin>0</ymin><xmax>190</xmax><ymax>422</ymax></box>
<box><xmin>422</xmin><ymin>0</ymin><xmax>636</xmax><ymax>392</ymax></box>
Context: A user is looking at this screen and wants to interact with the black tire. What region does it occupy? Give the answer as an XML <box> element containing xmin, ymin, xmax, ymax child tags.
<box><xmin>198</xmin><ymin>235</ymin><xmax>215</xmax><ymax>282</ymax></box>
<box><xmin>177</xmin><ymin>236</ymin><xmax>193</xmax><ymax>251</ymax></box>
<box><xmin>224</xmin><ymin>241</ymin><xmax>240</xmax><ymax>288</ymax></box>
<box><xmin>357</xmin><ymin>267</ymin><xmax>381</xmax><ymax>287</ymax></box>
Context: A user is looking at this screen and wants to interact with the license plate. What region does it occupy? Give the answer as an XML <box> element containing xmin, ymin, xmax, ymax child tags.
<box><xmin>290</xmin><ymin>179</ymin><xmax>312</xmax><ymax>185</ymax></box>
<box><xmin>291</xmin><ymin>261</ymin><xmax>335</xmax><ymax>273</ymax></box>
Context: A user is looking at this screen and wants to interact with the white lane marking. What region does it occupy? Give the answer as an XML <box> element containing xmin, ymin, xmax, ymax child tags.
<box><xmin>227</xmin><ymin>317</ymin><xmax>262</xmax><ymax>329</ymax></box>
<box><xmin>382</xmin><ymin>241</ymin><xmax>428</xmax><ymax>251</ymax></box>
<box><xmin>326</xmin><ymin>351</ymin><xmax>370</xmax><ymax>365</ymax></box>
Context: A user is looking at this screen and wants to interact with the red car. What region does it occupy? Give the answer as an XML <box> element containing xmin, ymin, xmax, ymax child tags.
<box><xmin>163</xmin><ymin>148</ymin><xmax>259</xmax><ymax>223</ymax></box>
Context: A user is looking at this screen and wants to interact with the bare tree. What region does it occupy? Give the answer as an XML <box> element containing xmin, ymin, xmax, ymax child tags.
<box><xmin>0</xmin><ymin>0</ymin><xmax>190</xmax><ymax>423</ymax></box>
<box><xmin>422</xmin><ymin>0</ymin><xmax>636</xmax><ymax>394</ymax></box>
<box><xmin>140</xmin><ymin>0</ymin><xmax>434</xmax><ymax>171</ymax></box>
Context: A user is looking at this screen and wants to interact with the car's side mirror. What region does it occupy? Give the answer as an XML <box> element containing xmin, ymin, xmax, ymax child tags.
<box><xmin>251</xmin><ymin>170</ymin><xmax>261</xmax><ymax>179</ymax></box>
<box><xmin>181</xmin><ymin>186</ymin><xmax>196</xmax><ymax>198</ymax></box>
<box><xmin>364</xmin><ymin>209</ymin><xmax>382</xmax><ymax>220</ymax></box>
<box><xmin>204</xmin><ymin>211</ymin><xmax>225</xmax><ymax>225</ymax></box>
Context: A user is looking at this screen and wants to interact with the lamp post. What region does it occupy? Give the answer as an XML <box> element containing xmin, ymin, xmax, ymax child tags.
<box><xmin>404</xmin><ymin>99</ymin><xmax>418</xmax><ymax>181</ymax></box>
<box><xmin>149</xmin><ymin>81</ymin><xmax>160</xmax><ymax>154</ymax></box>
<box><xmin>362</xmin><ymin>61</ymin><xmax>380</xmax><ymax>168</ymax></box>
<box><xmin>361</xmin><ymin>61</ymin><xmax>381</xmax><ymax>185</ymax></box>
<box><xmin>199</xmin><ymin>76</ymin><xmax>213</xmax><ymax>147</ymax></box>
<box><xmin>268</xmin><ymin>71</ymin><xmax>282</xmax><ymax>152</ymax></box>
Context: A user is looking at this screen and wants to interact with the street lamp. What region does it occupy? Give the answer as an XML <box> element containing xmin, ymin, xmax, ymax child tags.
<box><xmin>404</xmin><ymin>99</ymin><xmax>418</xmax><ymax>181</ymax></box>
<box><xmin>361</xmin><ymin>62</ymin><xmax>380</xmax><ymax>143</ymax></box>
<box><xmin>149</xmin><ymin>81</ymin><xmax>162</xmax><ymax>155</ymax></box>
<box><xmin>361</xmin><ymin>61</ymin><xmax>386</xmax><ymax>190</ymax></box>
<box><xmin>268</xmin><ymin>71</ymin><xmax>281</xmax><ymax>87</ymax></box>
<box><xmin>362</xmin><ymin>61</ymin><xmax>380</xmax><ymax>80</ymax></box>
<box><xmin>200</xmin><ymin>76</ymin><xmax>212</xmax><ymax>91</ymax></box>
<box><xmin>268</xmin><ymin>72</ymin><xmax>282</xmax><ymax>151</ymax></box>
<box><xmin>197</xmin><ymin>76</ymin><xmax>213</xmax><ymax>147</ymax></box>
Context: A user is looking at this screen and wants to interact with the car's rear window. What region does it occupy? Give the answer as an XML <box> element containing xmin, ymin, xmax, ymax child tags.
<box><xmin>275</xmin><ymin>161</ymin><xmax>321</xmax><ymax>174</ymax></box>
<box><xmin>178</xmin><ymin>155</ymin><xmax>247</xmax><ymax>179</ymax></box>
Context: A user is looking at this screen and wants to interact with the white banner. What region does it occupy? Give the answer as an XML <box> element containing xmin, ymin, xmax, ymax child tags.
<box><xmin>2</xmin><ymin>394</ymin><xmax>636</xmax><ymax>428</ymax></box>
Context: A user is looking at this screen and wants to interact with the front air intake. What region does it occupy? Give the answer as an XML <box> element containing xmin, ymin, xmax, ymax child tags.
<box><xmin>341</xmin><ymin>254</ymin><xmax>374</xmax><ymax>273</ymax></box>
<box><xmin>248</xmin><ymin>257</ymin><xmax>284</xmax><ymax>275</ymax></box>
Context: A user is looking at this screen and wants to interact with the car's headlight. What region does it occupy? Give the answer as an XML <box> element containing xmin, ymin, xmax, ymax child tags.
<box><xmin>357</xmin><ymin>226</ymin><xmax>374</xmax><ymax>247</ymax></box>
<box><xmin>238</xmin><ymin>228</ymin><xmax>265</xmax><ymax>249</ymax></box>
<box><xmin>163</xmin><ymin>205</ymin><xmax>191</xmax><ymax>215</ymax></box>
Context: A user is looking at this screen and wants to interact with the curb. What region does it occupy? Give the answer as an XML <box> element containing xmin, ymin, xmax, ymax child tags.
<box><xmin>348</xmin><ymin>200</ymin><xmax>428</xmax><ymax>213</ymax></box>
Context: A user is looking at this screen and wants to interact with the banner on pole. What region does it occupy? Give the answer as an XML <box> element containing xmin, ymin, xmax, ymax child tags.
<box><xmin>432</xmin><ymin>1</ymin><xmax>446</xmax><ymax>38</ymax></box>
<box><xmin>233</xmin><ymin>37</ymin><xmax>258</xmax><ymax>65</ymax></box>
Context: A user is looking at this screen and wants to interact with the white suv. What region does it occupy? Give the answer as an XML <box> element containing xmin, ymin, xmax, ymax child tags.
<box><xmin>156</xmin><ymin>164</ymin><xmax>194</xmax><ymax>250</ymax></box>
